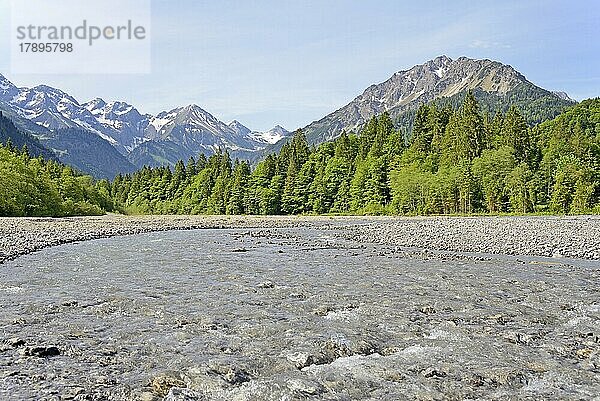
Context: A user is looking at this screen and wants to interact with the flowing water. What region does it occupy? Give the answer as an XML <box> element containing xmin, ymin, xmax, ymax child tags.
<box><xmin>0</xmin><ymin>227</ymin><xmax>599</xmax><ymax>400</ymax></box>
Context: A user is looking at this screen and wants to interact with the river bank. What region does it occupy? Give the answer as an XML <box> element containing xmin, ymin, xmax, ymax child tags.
<box><xmin>2</xmin><ymin>214</ymin><xmax>600</xmax><ymax>264</ymax></box>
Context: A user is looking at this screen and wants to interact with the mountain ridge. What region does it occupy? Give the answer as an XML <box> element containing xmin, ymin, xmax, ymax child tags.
<box><xmin>0</xmin><ymin>75</ymin><xmax>292</xmax><ymax>173</ymax></box>
<box><xmin>295</xmin><ymin>55</ymin><xmax>574</xmax><ymax>146</ymax></box>
<box><xmin>0</xmin><ymin>56</ymin><xmax>576</xmax><ymax>175</ymax></box>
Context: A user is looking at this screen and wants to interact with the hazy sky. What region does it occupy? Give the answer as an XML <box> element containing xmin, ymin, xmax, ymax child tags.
<box><xmin>0</xmin><ymin>0</ymin><xmax>598</xmax><ymax>131</ymax></box>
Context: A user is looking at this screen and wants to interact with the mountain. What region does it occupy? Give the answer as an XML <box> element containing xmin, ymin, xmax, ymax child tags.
<box><xmin>247</xmin><ymin>125</ymin><xmax>291</xmax><ymax>145</ymax></box>
<box><xmin>128</xmin><ymin>106</ymin><xmax>293</xmax><ymax>167</ymax></box>
<box><xmin>0</xmin><ymin>73</ymin><xmax>291</xmax><ymax>171</ymax></box>
<box><xmin>0</xmin><ymin>76</ymin><xmax>139</xmax><ymax>178</ymax></box>
<box><xmin>552</xmin><ymin>91</ymin><xmax>575</xmax><ymax>102</ymax></box>
<box><xmin>228</xmin><ymin>120</ymin><xmax>291</xmax><ymax>145</ymax></box>
<box><xmin>0</xmin><ymin>112</ymin><xmax>57</xmax><ymax>160</ymax></box>
<box><xmin>82</xmin><ymin>98</ymin><xmax>151</xmax><ymax>153</ymax></box>
<box><xmin>0</xmin><ymin>74</ymin><xmax>19</xmax><ymax>101</ymax></box>
<box><xmin>1</xmin><ymin>82</ymin><xmax>125</xmax><ymax>148</ymax></box>
<box><xmin>39</xmin><ymin>128</ymin><xmax>137</xmax><ymax>179</ymax></box>
<box><xmin>146</xmin><ymin>104</ymin><xmax>259</xmax><ymax>151</ymax></box>
<box><xmin>295</xmin><ymin>56</ymin><xmax>575</xmax><ymax>146</ymax></box>
<box><xmin>228</xmin><ymin>120</ymin><xmax>252</xmax><ymax>137</ymax></box>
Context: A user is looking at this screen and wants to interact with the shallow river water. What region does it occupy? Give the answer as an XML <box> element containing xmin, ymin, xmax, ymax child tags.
<box><xmin>1</xmin><ymin>227</ymin><xmax>599</xmax><ymax>400</ymax></box>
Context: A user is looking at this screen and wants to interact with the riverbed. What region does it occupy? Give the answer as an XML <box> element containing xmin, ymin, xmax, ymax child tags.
<box><xmin>1</xmin><ymin>223</ymin><xmax>598</xmax><ymax>400</ymax></box>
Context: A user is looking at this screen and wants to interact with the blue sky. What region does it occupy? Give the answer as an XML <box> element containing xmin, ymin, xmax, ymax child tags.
<box><xmin>0</xmin><ymin>0</ymin><xmax>598</xmax><ymax>131</ymax></box>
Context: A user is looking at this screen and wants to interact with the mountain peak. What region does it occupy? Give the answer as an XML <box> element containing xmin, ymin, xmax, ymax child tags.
<box><xmin>33</xmin><ymin>84</ymin><xmax>60</xmax><ymax>92</ymax></box>
<box><xmin>229</xmin><ymin>120</ymin><xmax>252</xmax><ymax>136</ymax></box>
<box><xmin>183</xmin><ymin>103</ymin><xmax>206</xmax><ymax>112</ymax></box>
<box><xmin>247</xmin><ymin>124</ymin><xmax>292</xmax><ymax>145</ymax></box>
<box><xmin>300</xmin><ymin>56</ymin><xmax>574</xmax><ymax>145</ymax></box>
<box><xmin>433</xmin><ymin>55</ymin><xmax>452</xmax><ymax>63</ymax></box>
<box><xmin>269</xmin><ymin>125</ymin><xmax>290</xmax><ymax>134</ymax></box>
<box><xmin>0</xmin><ymin>73</ymin><xmax>18</xmax><ymax>99</ymax></box>
<box><xmin>84</xmin><ymin>97</ymin><xmax>107</xmax><ymax>111</ymax></box>
<box><xmin>428</xmin><ymin>55</ymin><xmax>453</xmax><ymax>68</ymax></box>
<box><xmin>552</xmin><ymin>91</ymin><xmax>575</xmax><ymax>102</ymax></box>
<box><xmin>106</xmin><ymin>100</ymin><xmax>137</xmax><ymax>114</ymax></box>
<box><xmin>30</xmin><ymin>84</ymin><xmax>80</xmax><ymax>104</ymax></box>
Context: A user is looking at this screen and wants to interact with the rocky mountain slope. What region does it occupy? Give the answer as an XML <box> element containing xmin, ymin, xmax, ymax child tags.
<box><xmin>297</xmin><ymin>56</ymin><xmax>575</xmax><ymax>145</ymax></box>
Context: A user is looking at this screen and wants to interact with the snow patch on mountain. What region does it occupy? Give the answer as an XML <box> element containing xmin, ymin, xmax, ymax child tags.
<box><xmin>248</xmin><ymin>125</ymin><xmax>291</xmax><ymax>144</ymax></box>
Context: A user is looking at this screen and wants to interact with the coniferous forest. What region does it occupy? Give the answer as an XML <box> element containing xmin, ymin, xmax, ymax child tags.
<box><xmin>110</xmin><ymin>93</ymin><xmax>600</xmax><ymax>216</ymax></box>
<box><xmin>2</xmin><ymin>93</ymin><xmax>599</xmax><ymax>217</ymax></box>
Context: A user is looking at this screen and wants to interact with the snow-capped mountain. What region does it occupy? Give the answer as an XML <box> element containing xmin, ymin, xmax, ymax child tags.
<box><xmin>229</xmin><ymin>120</ymin><xmax>291</xmax><ymax>146</ymax></box>
<box><xmin>247</xmin><ymin>125</ymin><xmax>291</xmax><ymax>145</ymax></box>
<box><xmin>83</xmin><ymin>98</ymin><xmax>151</xmax><ymax>152</ymax></box>
<box><xmin>0</xmin><ymin>74</ymin><xmax>19</xmax><ymax>100</ymax></box>
<box><xmin>0</xmin><ymin>80</ymin><xmax>138</xmax><ymax>179</ymax></box>
<box><xmin>129</xmin><ymin>105</ymin><xmax>292</xmax><ymax>166</ymax></box>
<box><xmin>228</xmin><ymin>120</ymin><xmax>252</xmax><ymax>137</ymax></box>
<box><xmin>0</xmin><ymin>81</ymin><xmax>140</xmax><ymax>154</ymax></box>
<box><xmin>146</xmin><ymin>104</ymin><xmax>258</xmax><ymax>151</ymax></box>
<box><xmin>0</xmin><ymin>74</ymin><xmax>290</xmax><ymax>169</ymax></box>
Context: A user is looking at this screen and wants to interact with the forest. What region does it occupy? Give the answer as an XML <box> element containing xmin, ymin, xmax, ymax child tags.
<box><xmin>0</xmin><ymin>140</ymin><xmax>113</xmax><ymax>217</ymax></box>
<box><xmin>1</xmin><ymin>93</ymin><xmax>598</xmax><ymax>217</ymax></box>
<box><xmin>110</xmin><ymin>93</ymin><xmax>600</xmax><ymax>216</ymax></box>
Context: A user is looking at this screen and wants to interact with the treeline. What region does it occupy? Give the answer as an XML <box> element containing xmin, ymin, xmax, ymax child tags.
<box><xmin>0</xmin><ymin>141</ymin><xmax>113</xmax><ymax>216</ymax></box>
<box><xmin>110</xmin><ymin>93</ymin><xmax>600</xmax><ymax>215</ymax></box>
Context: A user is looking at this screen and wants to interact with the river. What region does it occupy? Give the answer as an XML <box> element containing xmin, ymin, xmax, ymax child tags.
<box><xmin>1</xmin><ymin>227</ymin><xmax>598</xmax><ymax>400</ymax></box>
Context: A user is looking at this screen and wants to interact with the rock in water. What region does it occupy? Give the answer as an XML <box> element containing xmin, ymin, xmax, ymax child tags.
<box><xmin>257</xmin><ymin>280</ymin><xmax>275</xmax><ymax>289</ymax></box>
<box><xmin>20</xmin><ymin>346</ymin><xmax>60</xmax><ymax>357</ymax></box>
<box><xmin>4</xmin><ymin>337</ymin><xmax>25</xmax><ymax>348</ymax></box>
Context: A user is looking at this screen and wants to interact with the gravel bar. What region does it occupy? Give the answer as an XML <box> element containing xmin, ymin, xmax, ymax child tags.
<box><xmin>343</xmin><ymin>215</ymin><xmax>600</xmax><ymax>260</ymax></box>
<box><xmin>2</xmin><ymin>214</ymin><xmax>600</xmax><ymax>264</ymax></box>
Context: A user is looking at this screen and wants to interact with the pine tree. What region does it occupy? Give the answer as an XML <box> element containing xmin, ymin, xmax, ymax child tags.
<box><xmin>227</xmin><ymin>160</ymin><xmax>250</xmax><ymax>215</ymax></box>
<box><xmin>411</xmin><ymin>104</ymin><xmax>432</xmax><ymax>152</ymax></box>
<box><xmin>502</xmin><ymin>105</ymin><xmax>532</xmax><ymax>163</ymax></box>
<box><xmin>460</xmin><ymin>91</ymin><xmax>486</xmax><ymax>160</ymax></box>
<box><xmin>186</xmin><ymin>157</ymin><xmax>197</xmax><ymax>177</ymax></box>
<box><xmin>281</xmin><ymin>159</ymin><xmax>298</xmax><ymax>214</ymax></box>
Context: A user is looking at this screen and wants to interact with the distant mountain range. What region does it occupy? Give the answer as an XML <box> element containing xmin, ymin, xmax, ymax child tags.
<box><xmin>0</xmin><ymin>56</ymin><xmax>575</xmax><ymax>178</ymax></box>
<box><xmin>0</xmin><ymin>74</ymin><xmax>291</xmax><ymax>178</ymax></box>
